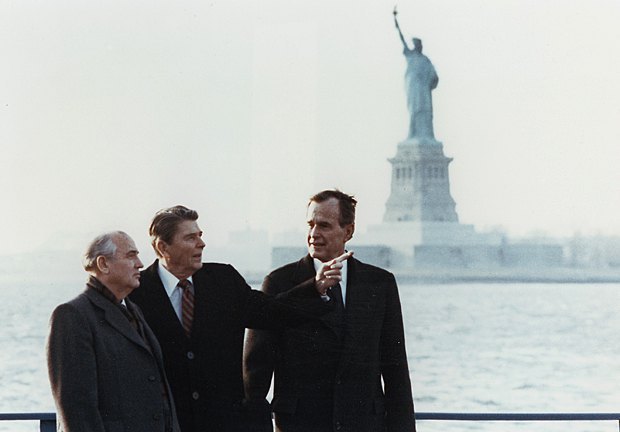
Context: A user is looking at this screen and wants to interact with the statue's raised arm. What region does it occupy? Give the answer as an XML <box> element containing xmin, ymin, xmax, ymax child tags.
<box><xmin>393</xmin><ymin>7</ymin><xmax>409</xmax><ymax>51</ymax></box>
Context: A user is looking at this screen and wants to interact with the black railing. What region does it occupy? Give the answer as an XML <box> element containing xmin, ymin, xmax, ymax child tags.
<box><xmin>0</xmin><ymin>413</ymin><xmax>55</xmax><ymax>432</ymax></box>
<box><xmin>416</xmin><ymin>412</ymin><xmax>620</xmax><ymax>431</ymax></box>
<box><xmin>2</xmin><ymin>411</ymin><xmax>620</xmax><ymax>431</ymax></box>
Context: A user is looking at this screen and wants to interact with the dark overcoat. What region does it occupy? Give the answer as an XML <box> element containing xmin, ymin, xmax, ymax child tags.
<box><xmin>244</xmin><ymin>255</ymin><xmax>416</xmax><ymax>432</ymax></box>
<box><xmin>47</xmin><ymin>285</ymin><xmax>181</xmax><ymax>432</ymax></box>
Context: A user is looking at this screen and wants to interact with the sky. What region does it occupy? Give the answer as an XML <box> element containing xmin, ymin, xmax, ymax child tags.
<box><xmin>2</xmin><ymin>0</ymin><xmax>619</xmax><ymax>257</ymax></box>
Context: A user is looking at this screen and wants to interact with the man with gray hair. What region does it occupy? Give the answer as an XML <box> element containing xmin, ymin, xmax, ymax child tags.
<box><xmin>47</xmin><ymin>231</ymin><xmax>181</xmax><ymax>432</ymax></box>
<box><xmin>244</xmin><ymin>190</ymin><xmax>415</xmax><ymax>432</ymax></box>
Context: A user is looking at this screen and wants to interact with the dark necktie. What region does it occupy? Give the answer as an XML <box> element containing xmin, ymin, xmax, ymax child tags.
<box><xmin>328</xmin><ymin>283</ymin><xmax>345</xmax><ymax>313</ymax></box>
<box><xmin>178</xmin><ymin>279</ymin><xmax>194</xmax><ymax>337</ymax></box>
<box><xmin>328</xmin><ymin>283</ymin><xmax>345</xmax><ymax>340</ymax></box>
<box><xmin>118</xmin><ymin>303</ymin><xmax>138</xmax><ymax>331</ymax></box>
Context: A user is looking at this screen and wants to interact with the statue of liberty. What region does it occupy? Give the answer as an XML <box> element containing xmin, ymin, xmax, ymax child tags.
<box><xmin>394</xmin><ymin>8</ymin><xmax>439</xmax><ymax>141</ymax></box>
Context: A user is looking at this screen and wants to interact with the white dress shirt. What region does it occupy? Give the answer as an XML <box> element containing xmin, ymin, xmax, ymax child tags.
<box><xmin>157</xmin><ymin>263</ymin><xmax>195</xmax><ymax>322</ymax></box>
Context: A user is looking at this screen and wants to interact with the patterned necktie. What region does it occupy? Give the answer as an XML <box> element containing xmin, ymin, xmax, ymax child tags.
<box><xmin>178</xmin><ymin>279</ymin><xmax>194</xmax><ymax>337</ymax></box>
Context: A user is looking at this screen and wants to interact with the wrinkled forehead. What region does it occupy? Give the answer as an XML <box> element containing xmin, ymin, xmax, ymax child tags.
<box><xmin>113</xmin><ymin>233</ymin><xmax>138</xmax><ymax>254</ymax></box>
<box><xmin>307</xmin><ymin>199</ymin><xmax>341</xmax><ymax>220</ymax></box>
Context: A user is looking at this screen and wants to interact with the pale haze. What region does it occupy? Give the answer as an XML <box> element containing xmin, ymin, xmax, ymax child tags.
<box><xmin>2</xmin><ymin>0</ymin><xmax>619</xmax><ymax>259</ymax></box>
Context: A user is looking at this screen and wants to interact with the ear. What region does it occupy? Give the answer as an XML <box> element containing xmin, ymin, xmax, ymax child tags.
<box><xmin>154</xmin><ymin>239</ymin><xmax>169</xmax><ymax>259</ymax></box>
<box><xmin>345</xmin><ymin>223</ymin><xmax>355</xmax><ymax>242</ymax></box>
<box><xmin>96</xmin><ymin>255</ymin><xmax>110</xmax><ymax>274</ymax></box>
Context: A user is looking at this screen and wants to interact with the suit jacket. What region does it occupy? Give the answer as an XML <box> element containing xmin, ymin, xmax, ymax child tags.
<box><xmin>244</xmin><ymin>255</ymin><xmax>416</xmax><ymax>432</ymax></box>
<box><xmin>129</xmin><ymin>260</ymin><xmax>327</xmax><ymax>432</ymax></box>
<box><xmin>47</xmin><ymin>280</ymin><xmax>181</xmax><ymax>432</ymax></box>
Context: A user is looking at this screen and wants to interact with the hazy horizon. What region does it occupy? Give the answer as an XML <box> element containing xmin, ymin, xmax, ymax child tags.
<box><xmin>3</xmin><ymin>0</ymin><xmax>619</xmax><ymax>257</ymax></box>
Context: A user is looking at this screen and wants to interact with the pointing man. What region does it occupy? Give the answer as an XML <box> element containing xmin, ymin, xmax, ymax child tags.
<box><xmin>130</xmin><ymin>205</ymin><xmax>346</xmax><ymax>432</ymax></box>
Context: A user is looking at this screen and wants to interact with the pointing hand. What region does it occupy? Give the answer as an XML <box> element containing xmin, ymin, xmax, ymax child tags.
<box><xmin>315</xmin><ymin>251</ymin><xmax>353</xmax><ymax>295</ymax></box>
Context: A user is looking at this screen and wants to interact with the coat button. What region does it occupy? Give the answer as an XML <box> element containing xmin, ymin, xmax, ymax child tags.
<box><xmin>187</xmin><ymin>351</ymin><xmax>195</xmax><ymax>360</ymax></box>
<box><xmin>192</xmin><ymin>391</ymin><xmax>200</xmax><ymax>400</ymax></box>
<box><xmin>335</xmin><ymin>421</ymin><xmax>342</xmax><ymax>430</ymax></box>
<box><xmin>152</xmin><ymin>414</ymin><xmax>161</xmax><ymax>420</ymax></box>
<box><xmin>148</xmin><ymin>375</ymin><xmax>156</xmax><ymax>381</ymax></box>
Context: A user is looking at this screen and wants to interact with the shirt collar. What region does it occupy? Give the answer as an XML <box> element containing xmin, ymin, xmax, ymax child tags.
<box><xmin>312</xmin><ymin>255</ymin><xmax>348</xmax><ymax>289</ymax></box>
<box><xmin>157</xmin><ymin>261</ymin><xmax>194</xmax><ymax>298</ymax></box>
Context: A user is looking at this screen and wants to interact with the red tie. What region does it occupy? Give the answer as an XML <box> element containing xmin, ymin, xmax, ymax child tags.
<box><xmin>178</xmin><ymin>279</ymin><xmax>194</xmax><ymax>336</ymax></box>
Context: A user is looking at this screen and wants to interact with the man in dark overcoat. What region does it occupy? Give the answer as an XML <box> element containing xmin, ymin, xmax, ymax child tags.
<box><xmin>47</xmin><ymin>231</ymin><xmax>180</xmax><ymax>432</ymax></box>
<box><xmin>244</xmin><ymin>190</ymin><xmax>416</xmax><ymax>432</ymax></box>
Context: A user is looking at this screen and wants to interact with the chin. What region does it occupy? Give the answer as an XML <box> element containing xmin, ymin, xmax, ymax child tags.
<box><xmin>310</xmin><ymin>252</ymin><xmax>326</xmax><ymax>262</ymax></box>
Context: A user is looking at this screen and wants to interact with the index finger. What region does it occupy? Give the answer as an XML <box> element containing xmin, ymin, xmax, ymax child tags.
<box><xmin>333</xmin><ymin>251</ymin><xmax>353</xmax><ymax>263</ymax></box>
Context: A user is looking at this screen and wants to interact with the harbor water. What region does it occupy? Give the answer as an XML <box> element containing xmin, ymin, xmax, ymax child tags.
<box><xmin>1</xmin><ymin>278</ymin><xmax>618</xmax><ymax>431</ymax></box>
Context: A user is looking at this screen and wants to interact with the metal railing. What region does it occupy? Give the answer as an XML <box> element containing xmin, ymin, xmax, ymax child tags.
<box><xmin>2</xmin><ymin>411</ymin><xmax>620</xmax><ymax>431</ymax></box>
<box><xmin>418</xmin><ymin>412</ymin><xmax>620</xmax><ymax>430</ymax></box>
<box><xmin>0</xmin><ymin>413</ymin><xmax>55</xmax><ymax>432</ymax></box>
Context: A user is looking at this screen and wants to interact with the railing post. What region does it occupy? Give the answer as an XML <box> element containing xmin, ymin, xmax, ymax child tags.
<box><xmin>40</xmin><ymin>418</ymin><xmax>56</xmax><ymax>432</ymax></box>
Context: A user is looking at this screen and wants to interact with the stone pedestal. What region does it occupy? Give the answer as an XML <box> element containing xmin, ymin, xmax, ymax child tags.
<box><xmin>383</xmin><ymin>138</ymin><xmax>458</xmax><ymax>223</ymax></box>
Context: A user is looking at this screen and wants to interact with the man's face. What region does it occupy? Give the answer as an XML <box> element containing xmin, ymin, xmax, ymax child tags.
<box><xmin>159</xmin><ymin>219</ymin><xmax>205</xmax><ymax>279</ymax></box>
<box><xmin>106</xmin><ymin>234</ymin><xmax>143</xmax><ymax>294</ymax></box>
<box><xmin>306</xmin><ymin>198</ymin><xmax>354</xmax><ymax>263</ymax></box>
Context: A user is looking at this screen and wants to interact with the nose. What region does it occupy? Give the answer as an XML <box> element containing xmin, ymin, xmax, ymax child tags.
<box><xmin>197</xmin><ymin>237</ymin><xmax>206</xmax><ymax>248</ymax></box>
<box><xmin>309</xmin><ymin>225</ymin><xmax>319</xmax><ymax>238</ymax></box>
<box><xmin>136</xmin><ymin>258</ymin><xmax>144</xmax><ymax>269</ymax></box>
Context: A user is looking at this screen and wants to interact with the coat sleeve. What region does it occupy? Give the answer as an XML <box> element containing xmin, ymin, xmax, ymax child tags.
<box><xmin>227</xmin><ymin>264</ymin><xmax>330</xmax><ymax>330</ymax></box>
<box><xmin>46</xmin><ymin>303</ymin><xmax>106</xmax><ymax>432</ymax></box>
<box><xmin>380</xmin><ymin>274</ymin><xmax>417</xmax><ymax>432</ymax></box>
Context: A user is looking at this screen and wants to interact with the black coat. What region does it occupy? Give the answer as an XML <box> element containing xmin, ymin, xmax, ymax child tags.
<box><xmin>47</xmin><ymin>285</ymin><xmax>181</xmax><ymax>432</ymax></box>
<box><xmin>130</xmin><ymin>260</ymin><xmax>326</xmax><ymax>432</ymax></box>
<box><xmin>244</xmin><ymin>255</ymin><xmax>416</xmax><ymax>432</ymax></box>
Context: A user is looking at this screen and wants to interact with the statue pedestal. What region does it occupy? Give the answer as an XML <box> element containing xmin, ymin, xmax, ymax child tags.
<box><xmin>383</xmin><ymin>138</ymin><xmax>458</xmax><ymax>223</ymax></box>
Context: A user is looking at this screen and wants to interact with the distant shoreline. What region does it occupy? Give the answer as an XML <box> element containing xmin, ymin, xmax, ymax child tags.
<box><xmin>244</xmin><ymin>268</ymin><xmax>620</xmax><ymax>285</ymax></box>
<box><xmin>392</xmin><ymin>268</ymin><xmax>620</xmax><ymax>284</ymax></box>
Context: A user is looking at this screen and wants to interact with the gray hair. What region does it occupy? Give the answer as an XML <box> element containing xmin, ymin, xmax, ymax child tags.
<box><xmin>82</xmin><ymin>231</ymin><xmax>127</xmax><ymax>272</ymax></box>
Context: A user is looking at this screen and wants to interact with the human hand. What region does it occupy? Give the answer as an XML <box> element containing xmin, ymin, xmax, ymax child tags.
<box><xmin>315</xmin><ymin>251</ymin><xmax>353</xmax><ymax>295</ymax></box>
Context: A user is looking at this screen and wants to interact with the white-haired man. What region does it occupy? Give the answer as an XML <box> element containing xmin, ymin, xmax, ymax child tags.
<box><xmin>47</xmin><ymin>231</ymin><xmax>180</xmax><ymax>432</ymax></box>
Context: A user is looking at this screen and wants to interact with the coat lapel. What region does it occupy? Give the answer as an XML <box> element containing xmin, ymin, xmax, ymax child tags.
<box><xmin>189</xmin><ymin>264</ymin><xmax>214</xmax><ymax>342</ymax></box>
<box><xmin>142</xmin><ymin>261</ymin><xmax>187</xmax><ymax>339</ymax></box>
<box><xmin>85</xmin><ymin>288</ymin><xmax>151</xmax><ymax>353</ymax></box>
<box><xmin>344</xmin><ymin>259</ymin><xmax>378</xmax><ymax>324</ymax></box>
<box><xmin>293</xmin><ymin>254</ymin><xmax>317</xmax><ymax>285</ymax></box>
<box><xmin>338</xmin><ymin>259</ymin><xmax>381</xmax><ymax>367</ymax></box>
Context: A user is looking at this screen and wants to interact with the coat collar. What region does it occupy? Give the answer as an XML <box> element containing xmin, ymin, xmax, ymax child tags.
<box><xmin>84</xmin><ymin>284</ymin><xmax>150</xmax><ymax>352</ymax></box>
<box><xmin>292</xmin><ymin>254</ymin><xmax>317</xmax><ymax>283</ymax></box>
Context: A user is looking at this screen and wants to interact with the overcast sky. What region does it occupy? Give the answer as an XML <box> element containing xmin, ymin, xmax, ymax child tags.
<box><xmin>2</xmin><ymin>0</ymin><xmax>619</xmax><ymax>256</ymax></box>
